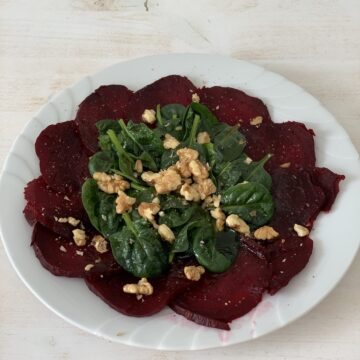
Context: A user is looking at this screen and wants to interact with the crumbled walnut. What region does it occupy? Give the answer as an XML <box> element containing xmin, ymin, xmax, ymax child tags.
<box><xmin>280</xmin><ymin>162</ymin><xmax>291</xmax><ymax>168</ymax></box>
<box><xmin>115</xmin><ymin>191</ymin><xmax>136</xmax><ymax>214</ymax></box>
<box><xmin>91</xmin><ymin>235</ymin><xmax>108</xmax><ymax>253</ymax></box>
<box><xmin>177</xmin><ymin>148</ymin><xmax>199</xmax><ymax>162</ymax></box>
<box><xmin>293</xmin><ymin>224</ymin><xmax>309</xmax><ymax>237</ymax></box>
<box><xmin>141</xmin><ymin>109</ymin><xmax>156</xmax><ymax>124</ymax></box>
<box><xmin>250</xmin><ymin>116</ymin><xmax>263</xmax><ymax>126</ymax></box>
<box><xmin>244</xmin><ymin>157</ymin><xmax>253</xmax><ymax>164</ymax></box>
<box><xmin>191</xmin><ymin>93</ymin><xmax>200</xmax><ymax>103</ymax></box>
<box><xmin>189</xmin><ymin>159</ymin><xmax>209</xmax><ymax>180</ymax></box>
<box><xmin>184</xmin><ymin>265</ymin><xmax>205</xmax><ymax>281</ymax></box>
<box><xmin>152</xmin><ymin>196</ymin><xmax>160</xmax><ymax>204</ymax></box>
<box><xmin>195</xmin><ymin>178</ymin><xmax>216</xmax><ymax>200</ymax></box>
<box><xmin>59</xmin><ymin>245</ymin><xmax>67</xmax><ymax>253</ymax></box>
<box><xmin>134</xmin><ymin>159</ymin><xmax>143</xmax><ymax>174</ymax></box>
<box><xmin>254</xmin><ymin>226</ymin><xmax>279</xmax><ymax>240</ymax></box>
<box><xmin>210</xmin><ymin>207</ymin><xmax>226</xmax><ymax>231</ymax></box>
<box><xmin>141</xmin><ymin>171</ymin><xmax>160</xmax><ymax>185</ymax></box>
<box><xmin>84</xmin><ymin>264</ymin><xmax>94</xmax><ymax>272</ymax></box>
<box><xmin>54</xmin><ymin>216</ymin><xmax>80</xmax><ymax>227</ymax></box>
<box><xmin>213</xmin><ymin>195</ymin><xmax>221</xmax><ymax>208</ymax></box>
<box><xmin>123</xmin><ymin>278</ymin><xmax>153</xmax><ymax>296</ymax></box>
<box><xmin>180</xmin><ymin>183</ymin><xmax>201</xmax><ymax>202</ymax></box>
<box><xmin>226</xmin><ymin>214</ymin><xmax>250</xmax><ymax>235</ymax></box>
<box><xmin>72</xmin><ymin>229</ymin><xmax>86</xmax><ymax>246</ymax></box>
<box><xmin>93</xmin><ymin>172</ymin><xmax>130</xmax><ymax>194</ymax></box>
<box><xmin>158</xmin><ymin>224</ymin><xmax>175</xmax><ymax>243</ymax></box>
<box><xmin>76</xmin><ymin>250</ymin><xmax>84</xmax><ymax>256</ymax></box>
<box><xmin>196</xmin><ymin>131</ymin><xmax>210</xmax><ymax>144</ymax></box>
<box><xmin>155</xmin><ymin>169</ymin><xmax>182</xmax><ymax>194</ymax></box>
<box><xmin>175</xmin><ymin>160</ymin><xmax>192</xmax><ymax>178</ymax></box>
<box><xmin>138</xmin><ymin>202</ymin><xmax>160</xmax><ymax>222</ymax></box>
<box><xmin>163</xmin><ymin>134</ymin><xmax>180</xmax><ymax>149</ymax></box>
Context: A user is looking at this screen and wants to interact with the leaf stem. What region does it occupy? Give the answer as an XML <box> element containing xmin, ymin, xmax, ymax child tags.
<box><xmin>156</xmin><ymin>104</ymin><xmax>164</xmax><ymax>126</ymax></box>
<box><xmin>188</xmin><ymin>114</ymin><xmax>201</xmax><ymax>147</ymax></box>
<box><xmin>130</xmin><ymin>182</ymin><xmax>147</xmax><ymax>191</ymax></box>
<box><xmin>122</xmin><ymin>212</ymin><xmax>137</xmax><ymax>236</ymax></box>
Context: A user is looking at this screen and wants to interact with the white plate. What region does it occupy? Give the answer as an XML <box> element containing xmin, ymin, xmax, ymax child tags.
<box><xmin>0</xmin><ymin>54</ymin><xmax>359</xmax><ymax>350</ymax></box>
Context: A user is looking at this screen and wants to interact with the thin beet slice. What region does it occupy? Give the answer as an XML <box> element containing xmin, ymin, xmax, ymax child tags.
<box><xmin>311</xmin><ymin>167</ymin><xmax>345</xmax><ymax>211</ymax></box>
<box><xmin>85</xmin><ymin>258</ymin><xmax>195</xmax><ymax>317</ymax></box>
<box><xmin>35</xmin><ymin>120</ymin><xmax>89</xmax><ymax>193</ymax></box>
<box><xmin>24</xmin><ymin>177</ymin><xmax>89</xmax><ymax>238</ymax></box>
<box><xmin>270</xmin><ymin>168</ymin><xmax>325</xmax><ymax>232</ymax></box>
<box><xmin>32</xmin><ymin>223</ymin><xmax>120</xmax><ymax>278</ymax></box>
<box><xmin>75</xmin><ymin>85</ymin><xmax>133</xmax><ymax>153</ymax></box>
<box><xmin>199</xmin><ymin>86</ymin><xmax>272</xmax><ymax>127</ymax></box>
<box><xmin>242</xmin><ymin>122</ymin><xmax>316</xmax><ymax>173</ymax></box>
<box><xmin>126</xmin><ymin>75</ymin><xmax>197</xmax><ymax>122</ymax></box>
<box><xmin>267</xmin><ymin>234</ymin><xmax>313</xmax><ymax>294</ymax></box>
<box><xmin>170</xmin><ymin>248</ymin><xmax>270</xmax><ymax>324</ymax></box>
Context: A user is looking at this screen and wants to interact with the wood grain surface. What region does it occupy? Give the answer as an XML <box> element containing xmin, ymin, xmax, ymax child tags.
<box><xmin>0</xmin><ymin>1</ymin><xmax>359</xmax><ymax>359</ymax></box>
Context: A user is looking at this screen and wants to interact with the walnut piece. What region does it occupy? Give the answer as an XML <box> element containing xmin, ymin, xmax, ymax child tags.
<box><xmin>163</xmin><ymin>134</ymin><xmax>180</xmax><ymax>149</ymax></box>
<box><xmin>177</xmin><ymin>148</ymin><xmax>199</xmax><ymax>162</ymax></box>
<box><xmin>72</xmin><ymin>229</ymin><xmax>86</xmax><ymax>246</ymax></box>
<box><xmin>189</xmin><ymin>159</ymin><xmax>208</xmax><ymax>180</ymax></box>
<box><xmin>293</xmin><ymin>224</ymin><xmax>309</xmax><ymax>237</ymax></box>
<box><xmin>210</xmin><ymin>207</ymin><xmax>226</xmax><ymax>231</ymax></box>
<box><xmin>123</xmin><ymin>277</ymin><xmax>153</xmax><ymax>296</ymax></box>
<box><xmin>158</xmin><ymin>224</ymin><xmax>175</xmax><ymax>243</ymax></box>
<box><xmin>91</xmin><ymin>235</ymin><xmax>108</xmax><ymax>253</ymax></box>
<box><xmin>134</xmin><ymin>159</ymin><xmax>143</xmax><ymax>174</ymax></box>
<box><xmin>195</xmin><ymin>178</ymin><xmax>216</xmax><ymax>200</ymax></box>
<box><xmin>191</xmin><ymin>93</ymin><xmax>200</xmax><ymax>103</ymax></box>
<box><xmin>93</xmin><ymin>172</ymin><xmax>130</xmax><ymax>194</ymax></box>
<box><xmin>141</xmin><ymin>171</ymin><xmax>160</xmax><ymax>185</ymax></box>
<box><xmin>254</xmin><ymin>226</ymin><xmax>279</xmax><ymax>240</ymax></box>
<box><xmin>250</xmin><ymin>116</ymin><xmax>263</xmax><ymax>126</ymax></box>
<box><xmin>84</xmin><ymin>264</ymin><xmax>94</xmax><ymax>272</ymax></box>
<box><xmin>184</xmin><ymin>265</ymin><xmax>205</xmax><ymax>281</ymax></box>
<box><xmin>196</xmin><ymin>131</ymin><xmax>210</xmax><ymax>144</ymax></box>
<box><xmin>141</xmin><ymin>109</ymin><xmax>156</xmax><ymax>124</ymax></box>
<box><xmin>226</xmin><ymin>214</ymin><xmax>250</xmax><ymax>235</ymax></box>
<box><xmin>180</xmin><ymin>183</ymin><xmax>201</xmax><ymax>202</ymax></box>
<box><xmin>280</xmin><ymin>162</ymin><xmax>291</xmax><ymax>168</ymax></box>
<box><xmin>244</xmin><ymin>157</ymin><xmax>253</xmax><ymax>165</ymax></box>
<box><xmin>54</xmin><ymin>216</ymin><xmax>80</xmax><ymax>227</ymax></box>
<box><xmin>138</xmin><ymin>202</ymin><xmax>160</xmax><ymax>222</ymax></box>
<box><xmin>115</xmin><ymin>191</ymin><xmax>136</xmax><ymax>214</ymax></box>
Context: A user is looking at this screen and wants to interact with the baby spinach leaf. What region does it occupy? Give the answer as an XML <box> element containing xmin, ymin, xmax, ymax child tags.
<box><xmin>214</xmin><ymin>157</ymin><xmax>244</xmax><ymax>190</ymax></box>
<box><xmin>160</xmin><ymin>149</ymin><xmax>179</xmax><ymax>169</ymax></box>
<box><xmin>109</xmin><ymin>212</ymin><xmax>168</xmax><ymax>278</ymax></box>
<box><xmin>239</xmin><ymin>154</ymin><xmax>272</xmax><ymax>190</ymax></box>
<box><xmin>221</xmin><ymin>182</ymin><xmax>274</xmax><ymax>226</ymax></box>
<box><xmin>81</xmin><ymin>179</ymin><xmax>101</xmax><ymax>231</ymax></box>
<box><xmin>96</xmin><ymin>119</ymin><xmax>121</xmax><ymax>134</ymax></box>
<box><xmin>191</xmin><ymin>102</ymin><xmax>219</xmax><ymax>135</ymax></box>
<box><xmin>88</xmin><ymin>151</ymin><xmax>116</xmax><ymax>175</ymax></box>
<box><xmin>159</xmin><ymin>204</ymin><xmax>198</xmax><ymax>228</ymax></box>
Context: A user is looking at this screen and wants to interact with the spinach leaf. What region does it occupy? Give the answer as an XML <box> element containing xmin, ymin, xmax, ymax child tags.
<box><xmin>159</xmin><ymin>204</ymin><xmax>198</xmax><ymax>228</ymax></box>
<box><xmin>88</xmin><ymin>151</ymin><xmax>116</xmax><ymax>175</ymax></box>
<box><xmin>96</xmin><ymin>120</ymin><xmax>121</xmax><ymax>152</ymax></box>
<box><xmin>191</xmin><ymin>102</ymin><xmax>219</xmax><ymax>135</ymax></box>
<box><xmin>204</xmin><ymin>142</ymin><xmax>223</xmax><ymax>169</ymax></box>
<box><xmin>214</xmin><ymin>157</ymin><xmax>244</xmax><ymax>190</ymax></box>
<box><xmin>192</xmin><ymin>225</ymin><xmax>239</xmax><ymax>273</ymax></box>
<box><xmin>109</xmin><ymin>212</ymin><xmax>168</xmax><ymax>278</ymax></box>
<box><xmin>221</xmin><ymin>182</ymin><xmax>274</xmax><ymax>226</ymax></box>
<box><xmin>239</xmin><ymin>154</ymin><xmax>272</xmax><ymax>190</ymax></box>
<box><xmin>160</xmin><ymin>149</ymin><xmax>178</xmax><ymax>169</ymax></box>
<box><xmin>127</xmin><ymin>187</ymin><xmax>155</xmax><ymax>205</ymax></box>
<box><xmin>155</xmin><ymin>104</ymin><xmax>187</xmax><ymax>139</ymax></box>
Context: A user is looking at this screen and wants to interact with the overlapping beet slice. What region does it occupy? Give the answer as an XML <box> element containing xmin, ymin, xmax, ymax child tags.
<box><xmin>32</xmin><ymin>223</ymin><xmax>120</xmax><ymax>278</ymax></box>
<box><xmin>126</xmin><ymin>75</ymin><xmax>197</xmax><ymax>122</ymax></box>
<box><xmin>85</xmin><ymin>258</ymin><xmax>196</xmax><ymax>317</ymax></box>
<box><xmin>35</xmin><ymin>120</ymin><xmax>89</xmax><ymax>193</ymax></box>
<box><xmin>170</xmin><ymin>247</ymin><xmax>270</xmax><ymax>328</ymax></box>
<box><xmin>75</xmin><ymin>85</ymin><xmax>133</xmax><ymax>153</ymax></box>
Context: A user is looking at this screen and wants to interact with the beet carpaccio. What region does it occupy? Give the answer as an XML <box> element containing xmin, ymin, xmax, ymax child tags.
<box><xmin>23</xmin><ymin>75</ymin><xmax>344</xmax><ymax>330</ymax></box>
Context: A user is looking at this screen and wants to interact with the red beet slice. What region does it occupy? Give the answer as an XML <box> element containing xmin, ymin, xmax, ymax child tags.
<box><xmin>270</xmin><ymin>168</ymin><xmax>325</xmax><ymax>232</ymax></box>
<box><xmin>24</xmin><ymin>177</ymin><xmax>90</xmax><ymax>238</ymax></box>
<box><xmin>75</xmin><ymin>85</ymin><xmax>133</xmax><ymax>154</ymax></box>
<box><xmin>267</xmin><ymin>234</ymin><xmax>313</xmax><ymax>294</ymax></box>
<box><xmin>170</xmin><ymin>248</ymin><xmax>270</xmax><ymax>324</ymax></box>
<box><xmin>199</xmin><ymin>86</ymin><xmax>272</xmax><ymax>127</ymax></box>
<box><xmin>311</xmin><ymin>167</ymin><xmax>345</xmax><ymax>211</ymax></box>
<box><xmin>126</xmin><ymin>75</ymin><xmax>197</xmax><ymax>122</ymax></box>
<box><xmin>35</xmin><ymin>120</ymin><xmax>89</xmax><ymax>193</ymax></box>
<box><xmin>32</xmin><ymin>223</ymin><xmax>120</xmax><ymax>278</ymax></box>
<box><xmin>85</xmin><ymin>258</ymin><xmax>195</xmax><ymax>317</ymax></box>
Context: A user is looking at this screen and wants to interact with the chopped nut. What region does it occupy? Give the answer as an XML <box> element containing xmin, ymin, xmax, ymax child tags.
<box><xmin>59</xmin><ymin>245</ymin><xmax>67</xmax><ymax>253</ymax></box>
<box><xmin>213</xmin><ymin>195</ymin><xmax>221</xmax><ymax>208</ymax></box>
<box><xmin>244</xmin><ymin>157</ymin><xmax>253</xmax><ymax>165</ymax></box>
<box><xmin>91</xmin><ymin>235</ymin><xmax>108</xmax><ymax>253</ymax></box>
<box><xmin>195</xmin><ymin>178</ymin><xmax>216</xmax><ymax>200</ymax></box>
<box><xmin>72</xmin><ymin>229</ymin><xmax>86</xmax><ymax>246</ymax></box>
<box><xmin>250</xmin><ymin>116</ymin><xmax>263</xmax><ymax>126</ymax></box>
<box><xmin>93</xmin><ymin>172</ymin><xmax>130</xmax><ymax>194</ymax></box>
<box><xmin>115</xmin><ymin>191</ymin><xmax>136</xmax><ymax>214</ymax></box>
<box><xmin>254</xmin><ymin>226</ymin><xmax>279</xmax><ymax>240</ymax></box>
<box><xmin>54</xmin><ymin>216</ymin><xmax>80</xmax><ymax>227</ymax></box>
<box><xmin>84</xmin><ymin>264</ymin><xmax>94</xmax><ymax>272</ymax></box>
<box><xmin>158</xmin><ymin>224</ymin><xmax>175</xmax><ymax>243</ymax></box>
<box><xmin>163</xmin><ymin>134</ymin><xmax>180</xmax><ymax>149</ymax></box>
<box><xmin>141</xmin><ymin>109</ymin><xmax>156</xmax><ymax>124</ymax></box>
<box><xmin>177</xmin><ymin>148</ymin><xmax>199</xmax><ymax>162</ymax></box>
<box><xmin>280</xmin><ymin>162</ymin><xmax>291</xmax><ymax>168</ymax></box>
<box><xmin>196</xmin><ymin>131</ymin><xmax>210</xmax><ymax>144</ymax></box>
<box><xmin>175</xmin><ymin>160</ymin><xmax>192</xmax><ymax>178</ymax></box>
<box><xmin>191</xmin><ymin>93</ymin><xmax>200</xmax><ymax>103</ymax></box>
<box><xmin>138</xmin><ymin>202</ymin><xmax>160</xmax><ymax>222</ymax></box>
<box><xmin>184</xmin><ymin>265</ymin><xmax>205</xmax><ymax>281</ymax></box>
<box><xmin>189</xmin><ymin>159</ymin><xmax>209</xmax><ymax>180</ymax></box>
<box><xmin>123</xmin><ymin>278</ymin><xmax>153</xmax><ymax>296</ymax></box>
<box><xmin>141</xmin><ymin>171</ymin><xmax>160</xmax><ymax>185</ymax></box>
<box><xmin>293</xmin><ymin>224</ymin><xmax>309</xmax><ymax>237</ymax></box>
<box><xmin>152</xmin><ymin>196</ymin><xmax>160</xmax><ymax>204</ymax></box>
<box><xmin>226</xmin><ymin>214</ymin><xmax>250</xmax><ymax>235</ymax></box>
<box><xmin>134</xmin><ymin>159</ymin><xmax>143</xmax><ymax>174</ymax></box>
<box><xmin>180</xmin><ymin>183</ymin><xmax>201</xmax><ymax>202</ymax></box>
<box><xmin>155</xmin><ymin>169</ymin><xmax>182</xmax><ymax>194</ymax></box>
<box><xmin>76</xmin><ymin>250</ymin><xmax>84</xmax><ymax>256</ymax></box>
<box><xmin>210</xmin><ymin>207</ymin><xmax>226</xmax><ymax>231</ymax></box>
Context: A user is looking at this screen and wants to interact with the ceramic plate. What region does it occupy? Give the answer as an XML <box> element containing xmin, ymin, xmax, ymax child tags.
<box><xmin>0</xmin><ymin>54</ymin><xmax>359</xmax><ymax>350</ymax></box>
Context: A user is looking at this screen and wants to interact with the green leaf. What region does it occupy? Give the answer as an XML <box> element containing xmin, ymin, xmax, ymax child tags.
<box><xmin>88</xmin><ymin>151</ymin><xmax>116</xmax><ymax>175</ymax></box>
<box><xmin>159</xmin><ymin>204</ymin><xmax>198</xmax><ymax>228</ymax></box>
<box><xmin>221</xmin><ymin>182</ymin><xmax>274</xmax><ymax>226</ymax></box>
<box><xmin>191</xmin><ymin>102</ymin><xmax>219</xmax><ymax>135</ymax></box>
<box><xmin>240</xmin><ymin>154</ymin><xmax>272</xmax><ymax>190</ymax></box>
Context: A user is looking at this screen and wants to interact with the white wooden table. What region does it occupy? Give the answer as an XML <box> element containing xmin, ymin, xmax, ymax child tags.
<box><xmin>1</xmin><ymin>1</ymin><xmax>359</xmax><ymax>359</ymax></box>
